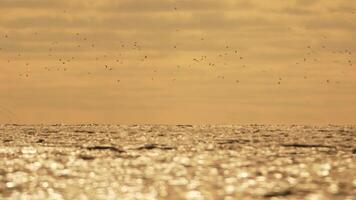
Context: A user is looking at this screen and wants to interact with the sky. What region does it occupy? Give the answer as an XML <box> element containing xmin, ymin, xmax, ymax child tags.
<box><xmin>0</xmin><ymin>0</ymin><xmax>355</xmax><ymax>124</ymax></box>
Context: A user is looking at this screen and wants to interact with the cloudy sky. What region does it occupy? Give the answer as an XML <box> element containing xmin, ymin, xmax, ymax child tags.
<box><xmin>0</xmin><ymin>0</ymin><xmax>355</xmax><ymax>124</ymax></box>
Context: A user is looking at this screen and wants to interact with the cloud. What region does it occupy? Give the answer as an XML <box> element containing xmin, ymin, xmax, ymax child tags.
<box><xmin>0</xmin><ymin>0</ymin><xmax>70</xmax><ymax>9</ymax></box>
<box><xmin>0</xmin><ymin>0</ymin><xmax>355</xmax><ymax>123</ymax></box>
<box><xmin>295</xmin><ymin>0</ymin><xmax>320</xmax><ymax>7</ymax></box>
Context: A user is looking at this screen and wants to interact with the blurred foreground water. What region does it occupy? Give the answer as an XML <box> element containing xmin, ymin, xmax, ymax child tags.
<box><xmin>0</xmin><ymin>124</ymin><xmax>355</xmax><ymax>200</ymax></box>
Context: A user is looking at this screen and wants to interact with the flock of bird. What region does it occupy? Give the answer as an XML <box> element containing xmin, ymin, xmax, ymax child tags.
<box><xmin>0</xmin><ymin>7</ymin><xmax>355</xmax><ymax>87</ymax></box>
<box><xmin>1</xmin><ymin>31</ymin><xmax>248</xmax><ymax>84</ymax></box>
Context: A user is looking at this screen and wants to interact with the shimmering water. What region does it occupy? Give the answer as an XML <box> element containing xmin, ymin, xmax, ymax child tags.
<box><xmin>0</xmin><ymin>125</ymin><xmax>355</xmax><ymax>200</ymax></box>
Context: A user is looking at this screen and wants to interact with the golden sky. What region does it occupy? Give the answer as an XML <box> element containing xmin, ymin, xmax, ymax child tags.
<box><xmin>0</xmin><ymin>0</ymin><xmax>355</xmax><ymax>124</ymax></box>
